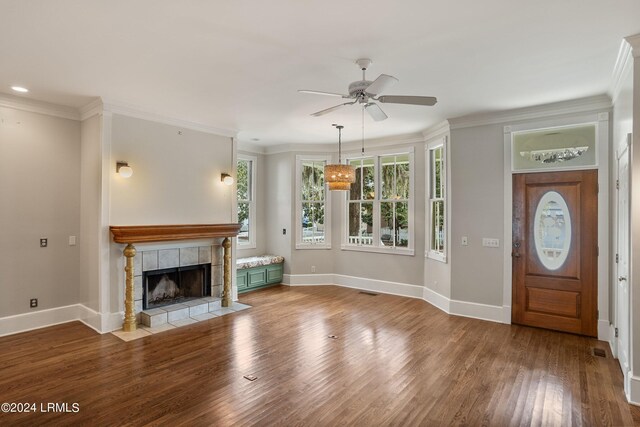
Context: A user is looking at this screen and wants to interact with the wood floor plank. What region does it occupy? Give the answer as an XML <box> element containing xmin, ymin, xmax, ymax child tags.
<box><xmin>0</xmin><ymin>285</ymin><xmax>636</xmax><ymax>426</ymax></box>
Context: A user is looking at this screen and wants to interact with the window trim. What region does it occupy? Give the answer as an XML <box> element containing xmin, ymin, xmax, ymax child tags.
<box><xmin>341</xmin><ymin>147</ymin><xmax>415</xmax><ymax>256</ymax></box>
<box><xmin>426</xmin><ymin>137</ymin><xmax>447</xmax><ymax>262</ymax></box>
<box><xmin>295</xmin><ymin>154</ymin><xmax>332</xmax><ymax>250</ymax></box>
<box><xmin>237</xmin><ymin>154</ymin><xmax>257</xmax><ymax>249</ymax></box>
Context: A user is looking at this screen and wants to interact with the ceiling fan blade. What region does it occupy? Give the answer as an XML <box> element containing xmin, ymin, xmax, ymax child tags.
<box><xmin>377</xmin><ymin>95</ymin><xmax>437</xmax><ymax>106</ymax></box>
<box><xmin>365</xmin><ymin>103</ymin><xmax>388</xmax><ymax>121</ymax></box>
<box><xmin>365</xmin><ymin>74</ymin><xmax>399</xmax><ymax>96</ymax></box>
<box><xmin>311</xmin><ymin>101</ymin><xmax>356</xmax><ymax>117</ymax></box>
<box><xmin>298</xmin><ymin>89</ymin><xmax>348</xmax><ymax>98</ymax></box>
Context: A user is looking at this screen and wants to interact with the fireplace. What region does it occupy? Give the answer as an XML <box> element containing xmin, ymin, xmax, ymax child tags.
<box><xmin>143</xmin><ymin>263</ymin><xmax>211</xmax><ymax>309</ymax></box>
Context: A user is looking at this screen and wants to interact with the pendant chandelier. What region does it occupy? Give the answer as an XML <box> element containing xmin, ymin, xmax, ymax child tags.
<box><xmin>325</xmin><ymin>124</ymin><xmax>355</xmax><ymax>191</ymax></box>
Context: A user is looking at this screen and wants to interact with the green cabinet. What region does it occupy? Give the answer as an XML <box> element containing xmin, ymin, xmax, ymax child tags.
<box><xmin>237</xmin><ymin>262</ymin><xmax>283</xmax><ymax>293</ymax></box>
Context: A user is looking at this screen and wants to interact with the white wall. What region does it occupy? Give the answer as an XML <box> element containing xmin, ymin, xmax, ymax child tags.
<box><xmin>79</xmin><ymin>114</ymin><xmax>102</xmax><ymax>311</ymax></box>
<box><xmin>0</xmin><ymin>106</ymin><xmax>80</xmax><ymax>317</ymax></box>
<box><xmin>110</xmin><ymin>114</ymin><xmax>234</xmax><ymax>225</ymax></box>
<box><xmin>263</xmin><ymin>152</ymin><xmax>293</xmax><ymax>274</ymax></box>
<box><xmin>449</xmin><ymin>124</ymin><xmax>506</xmax><ymax>306</ymax></box>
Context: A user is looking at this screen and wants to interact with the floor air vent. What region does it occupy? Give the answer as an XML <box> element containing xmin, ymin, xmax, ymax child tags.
<box><xmin>359</xmin><ymin>291</ymin><xmax>379</xmax><ymax>296</ymax></box>
<box><xmin>593</xmin><ymin>348</ymin><xmax>606</xmax><ymax>358</ymax></box>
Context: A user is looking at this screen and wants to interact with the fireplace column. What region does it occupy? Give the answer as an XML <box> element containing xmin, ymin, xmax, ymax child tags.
<box><xmin>221</xmin><ymin>237</ymin><xmax>232</xmax><ymax>307</ymax></box>
<box><xmin>123</xmin><ymin>243</ymin><xmax>137</xmax><ymax>332</ymax></box>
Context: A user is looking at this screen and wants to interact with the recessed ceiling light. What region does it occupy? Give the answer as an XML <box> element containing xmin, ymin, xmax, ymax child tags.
<box><xmin>251</xmin><ymin>138</ymin><xmax>260</xmax><ymax>142</ymax></box>
<box><xmin>11</xmin><ymin>86</ymin><xmax>29</xmax><ymax>93</ymax></box>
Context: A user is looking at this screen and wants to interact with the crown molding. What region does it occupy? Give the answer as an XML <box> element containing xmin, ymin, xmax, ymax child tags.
<box><xmin>99</xmin><ymin>98</ymin><xmax>237</xmax><ymax>137</ymax></box>
<box><xmin>237</xmin><ymin>140</ymin><xmax>267</xmax><ymax>155</ymax></box>
<box><xmin>422</xmin><ymin>120</ymin><xmax>450</xmax><ymax>141</ymax></box>
<box><xmin>79</xmin><ymin>97</ymin><xmax>104</xmax><ymax>121</ymax></box>
<box><xmin>261</xmin><ymin>133</ymin><xmax>424</xmax><ymax>156</ymax></box>
<box><xmin>610</xmin><ymin>39</ymin><xmax>633</xmax><ymax>104</ymax></box>
<box><xmin>0</xmin><ymin>92</ymin><xmax>80</xmax><ymax>120</ymax></box>
<box><xmin>448</xmin><ymin>94</ymin><xmax>612</xmax><ymax>130</ymax></box>
<box><xmin>625</xmin><ymin>33</ymin><xmax>640</xmax><ymax>57</ymax></box>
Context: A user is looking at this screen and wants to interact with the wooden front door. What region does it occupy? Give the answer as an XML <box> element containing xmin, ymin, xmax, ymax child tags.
<box><xmin>512</xmin><ymin>170</ymin><xmax>598</xmax><ymax>337</ymax></box>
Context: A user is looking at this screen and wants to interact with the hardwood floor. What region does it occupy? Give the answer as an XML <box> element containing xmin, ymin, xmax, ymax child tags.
<box><xmin>0</xmin><ymin>285</ymin><xmax>637</xmax><ymax>426</ymax></box>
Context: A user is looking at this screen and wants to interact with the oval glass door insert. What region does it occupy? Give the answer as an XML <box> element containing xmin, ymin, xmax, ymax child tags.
<box><xmin>534</xmin><ymin>191</ymin><xmax>571</xmax><ymax>270</ymax></box>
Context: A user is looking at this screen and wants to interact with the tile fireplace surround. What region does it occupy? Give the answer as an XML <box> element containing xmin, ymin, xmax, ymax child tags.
<box><xmin>110</xmin><ymin>224</ymin><xmax>242</xmax><ymax>333</ymax></box>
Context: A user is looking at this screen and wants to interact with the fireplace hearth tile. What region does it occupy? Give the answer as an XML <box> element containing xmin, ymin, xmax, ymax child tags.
<box><xmin>199</xmin><ymin>246</ymin><xmax>212</xmax><ymax>265</ymax></box>
<box><xmin>141</xmin><ymin>308</ymin><xmax>168</xmax><ymax>327</ymax></box>
<box><xmin>112</xmin><ymin>328</ymin><xmax>152</xmax><ymax>342</ymax></box>
<box><xmin>141</xmin><ymin>323</ymin><xmax>176</xmax><ymax>334</ymax></box>
<box><xmin>143</xmin><ymin>251</ymin><xmax>158</xmax><ymax>271</ymax></box>
<box><xmin>230</xmin><ymin>302</ymin><xmax>251</xmax><ymax>311</ymax></box>
<box><xmin>165</xmin><ymin>304</ymin><xmax>189</xmax><ymax>322</ymax></box>
<box><xmin>191</xmin><ymin>312</ymin><xmax>219</xmax><ymax>321</ymax></box>
<box><xmin>187</xmin><ymin>302</ymin><xmax>209</xmax><ymax>317</ymax></box>
<box><xmin>211</xmin><ymin>307</ymin><xmax>235</xmax><ymax>316</ymax></box>
<box><xmin>180</xmin><ymin>247</ymin><xmax>198</xmax><ymax>266</ymax></box>
<box><xmin>170</xmin><ymin>318</ymin><xmax>198</xmax><ymax>328</ymax></box>
<box><xmin>207</xmin><ymin>299</ymin><xmax>222</xmax><ymax>311</ymax></box>
<box><xmin>158</xmin><ymin>249</ymin><xmax>179</xmax><ymax>269</ymax></box>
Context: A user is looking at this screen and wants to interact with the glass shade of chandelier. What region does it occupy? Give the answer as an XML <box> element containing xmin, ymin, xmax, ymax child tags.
<box><xmin>325</xmin><ymin>124</ymin><xmax>355</xmax><ymax>191</ymax></box>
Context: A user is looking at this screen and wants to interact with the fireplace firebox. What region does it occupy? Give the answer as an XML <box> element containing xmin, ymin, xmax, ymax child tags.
<box><xmin>143</xmin><ymin>264</ymin><xmax>211</xmax><ymax>309</ymax></box>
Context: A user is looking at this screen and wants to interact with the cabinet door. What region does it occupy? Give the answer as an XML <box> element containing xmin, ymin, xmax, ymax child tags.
<box><xmin>266</xmin><ymin>264</ymin><xmax>283</xmax><ymax>283</ymax></box>
<box><xmin>248</xmin><ymin>269</ymin><xmax>266</xmax><ymax>287</ymax></box>
<box><xmin>237</xmin><ymin>270</ymin><xmax>248</xmax><ymax>290</ymax></box>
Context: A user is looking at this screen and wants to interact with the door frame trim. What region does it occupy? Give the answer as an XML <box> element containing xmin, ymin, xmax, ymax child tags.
<box><xmin>502</xmin><ymin>111</ymin><xmax>610</xmax><ymax>340</ymax></box>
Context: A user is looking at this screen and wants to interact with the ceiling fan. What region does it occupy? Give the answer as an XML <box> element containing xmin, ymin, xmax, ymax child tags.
<box><xmin>299</xmin><ymin>58</ymin><xmax>437</xmax><ymax>121</ymax></box>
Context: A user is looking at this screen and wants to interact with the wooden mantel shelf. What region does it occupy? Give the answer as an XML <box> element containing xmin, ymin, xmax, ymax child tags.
<box><xmin>109</xmin><ymin>223</ymin><xmax>241</xmax><ymax>244</ymax></box>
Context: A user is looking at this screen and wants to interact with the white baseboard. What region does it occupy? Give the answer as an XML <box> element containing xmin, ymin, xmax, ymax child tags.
<box><xmin>449</xmin><ymin>299</ymin><xmax>506</xmax><ymax>323</ymax></box>
<box><xmin>0</xmin><ymin>304</ymin><xmax>85</xmax><ymax>337</ymax></box>
<box><xmin>423</xmin><ymin>286</ymin><xmax>451</xmax><ymax>313</ymax></box>
<box><xmin>77</xmin><ymin>305</ymin><xmax>103</xmax><ymax>333</ymax></box>
<box><xmin>0</xmin><ymin>304</ymin><xmax>126</xmax><ymax>337</ymax></box>
<box><xmin>596</xmin><ymin>320</ymin><xmax>617</xmax><ymax>358</ymax></box>
<box><xmin>629</xmin><ymin>375</ymin><xmax>640</xmax><ymax>406</ymax></box>
<box><xmin>283</xmin><ymin>273</ymin><xmax>334</xmax><ymax>286</ymax></box>
<box><xmin>286</xmin><ymin>274</ymin><xmax>507</xmax><ymax>324</ymax></box>
<box><xmin>335</xmin><ymin>274</ymin><xmax>424</xmax><ymax>299</ymax></box>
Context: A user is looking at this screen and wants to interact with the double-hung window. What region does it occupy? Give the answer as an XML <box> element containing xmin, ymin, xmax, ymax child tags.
<box><xmin>296</xmin><ymin>155</ymin><xmax>331</xmax><ymax>249</ymax></box>
<box><xmin>237</xmin><ymin>155</ymin><xmax>256</xmax><ymax>248</ymax></box>
<box><xmin>427</xmin><ymin>138</ymin><xmax>446</xmax><ymax>261</ymax></box>
<box><xmin>344</xmin><ymin>148</ymin><xmax>414</xmax><ymax>255</ymax></box>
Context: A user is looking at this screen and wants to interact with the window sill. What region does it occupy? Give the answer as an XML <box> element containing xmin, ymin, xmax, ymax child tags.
<box><xmin>296</xmin><ymin>243</ymin><xmax>332</xmax><ymax>250</ymax></box>
<box><xmin>238</xmin><ymin>243</ymin><xmax>257</xmax><ymax>250</ymax></box>
<box><xmin>425</xmin><ymin>250</ymin><xmax>447</xmax><ymax>263</ymax></box>
<box><xmin>341</xmin><ymin>245</ymin><xmax>414</xmax><ymax>256</ymax></box>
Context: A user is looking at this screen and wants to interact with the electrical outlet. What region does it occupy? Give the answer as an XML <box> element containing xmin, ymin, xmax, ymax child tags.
<box><xmin>40</xmin><ymin>238</ymin><xmax>48</xmax><ymax>247</ymax></box>
<box><xmin>68</xmin><ymin>236</ymin><xmax>77</xmax><ymax>246</ymax></box>
<box><xmin>482</xmin><ymin>238</ymin><xmax>500</xmax><ymax>248</ymax></box>
<box><xmin>311</xmin><ymin>265</ymin><xmax>316</xmax><ymax>273</ymax></box>
<box><xmin>30</xmin><ymin>298</ymin><xmax>38</xmax><ymax>308</ymax></box>
<box><xmin>461</xmin><ymin>236</ymin><xmax>468</xmax><ymax>246</ymax></box>
<box><xmin>282</xmin><ymin>228</ymin><xmax>286</xmax><ymax>235</ymax></box>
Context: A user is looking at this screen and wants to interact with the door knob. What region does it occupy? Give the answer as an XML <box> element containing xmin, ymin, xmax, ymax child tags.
<box><xmin>619</xmin><ymin>276</ymin><xmax>627</xmax><ymax>282</ymax></box>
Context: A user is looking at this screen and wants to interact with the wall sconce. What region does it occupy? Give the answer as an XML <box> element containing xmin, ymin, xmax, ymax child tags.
<box><xmin>116</xmin><ymin>161</ymin><xmax>133</xmax><ymax>178</ymax></box>
<box><xmin>221</xmin><ymin>173</ymin><xmax>234</xmax><ymax>186</ymax></box>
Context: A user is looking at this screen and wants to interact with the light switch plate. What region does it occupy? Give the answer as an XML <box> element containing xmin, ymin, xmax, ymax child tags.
<box><xmin>482</xmin><ymin>238</ymin><xmax>500</xmax><ymax>248</ymax></box>
<box><xmin>69</xmin><ymin>236</ymin><xmax>77</xmax><ymax>246</ymax></box>
<box><xmin>461</xmin><ymin>236</ymin><xmax>468</xmax><ymax>246</ymax></box>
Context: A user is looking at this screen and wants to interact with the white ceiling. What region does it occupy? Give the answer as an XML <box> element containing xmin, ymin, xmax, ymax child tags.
<box><xmin>1</xmin><ymin>0</ymin><xmax>639</xmax><ymax>145</ymax></box>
